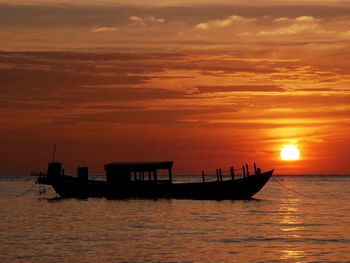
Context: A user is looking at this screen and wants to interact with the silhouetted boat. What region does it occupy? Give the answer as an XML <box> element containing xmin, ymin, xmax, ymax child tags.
<box><xmin>36</xmin><ymin>161</ymin><xmax>273</xmax><ymax>200</ymax></box>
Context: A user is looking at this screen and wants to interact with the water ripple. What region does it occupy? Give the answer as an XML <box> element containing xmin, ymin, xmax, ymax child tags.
<box><xmin>0</xmin><ymin>175</ymin><xmax>349</xmax><ymax>262</ymax></box>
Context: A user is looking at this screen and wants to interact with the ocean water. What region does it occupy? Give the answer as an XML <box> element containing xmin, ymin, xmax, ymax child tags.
<box><xmin>0</xmin><ymin>175</ymin><xmax>349</xmax><ymax>262</ymax></box>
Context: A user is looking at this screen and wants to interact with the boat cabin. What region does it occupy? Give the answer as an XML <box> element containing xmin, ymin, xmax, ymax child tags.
<box><xmin>104</xmin><ymin>161</ymin><xmax>173</xmax><ymax>185</ymax></box>
<box><xmin>47</xmin><ymin>162</ymin><xmax>62</xmax><ymax>178</ymax></box>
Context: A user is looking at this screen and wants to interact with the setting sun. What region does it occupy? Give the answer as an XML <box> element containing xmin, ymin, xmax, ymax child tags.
<box><xmin>280</xmin><ymin>145</ymin><xmax>301</xmax><ymax>161</ymax></box>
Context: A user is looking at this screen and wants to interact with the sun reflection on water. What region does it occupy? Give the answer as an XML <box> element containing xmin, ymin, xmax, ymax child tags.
<box><xmin>278</xmin><ymin>196</ymin><xmax>306</xmax><ymax>261</ymax></box>
<box><xmin>281</xmin><ymin>249</ymin><xmax>305</xmax><ymax>261</ymax></box>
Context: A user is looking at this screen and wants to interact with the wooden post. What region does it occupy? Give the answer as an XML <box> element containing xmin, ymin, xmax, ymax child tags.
<box><xmin>219</xmin><ymin>168</ymin><xmax>223</xmax><ymax>181</ymax></box>
<box><xmin>142</xmin><ymin>171</ymin><xmax>145</xmax><ymax>181</ymax></box>
<box><xmin>216</xmin><ymin>169</ymin><xmax>220</xmax><ymax>181</ymax></box>
<box><xmin>246</xmin><ymin>164</ymin><xmax>249</xmax><ymax>176</ymax></box>
<box><xmin>154</xmin><ymin>170</ymin><xmax>158</xmax><ymax>182</ymax></box>
<box><xmin>242</xmin><ymin>165</ymin><xmax>246</xmax><ymax>178</ymax></box>
<box><xmin>148</xmin><ymin>171</ymin><xmax>152</xmax><ymax>181</ymax></box>
<box><xmin>254</xmin><ymin>163</ymin><xmax>257</xmax><ymax>174</ymax></box>
<box><xmin>168</xmin><ymin>168</ymin><xmax>172</xmax><ymax>184</ymax></box>
<box><xmin>230</xmin><ymin>166</ymin><xmax>235</xmax><ymax>180</ymax></box>
<box><xmin>202</xmin><ymin>171</ymin><xmax>205</xmax><ymax>182</ymax></box>
<box><xmin>133</xmin><ymin>171</ymin><xmax>137</xmax><ymax>181</ymax></box>
<box><xmin>52</xmin><ymin>144</ymin><xmax>56</xmax><ymax>162</ymax></box>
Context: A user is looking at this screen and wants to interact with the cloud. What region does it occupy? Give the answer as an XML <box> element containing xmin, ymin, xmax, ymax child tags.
<box><xmin>0</xmin><ymin>51</ymin><xmax>195</xmax><ymax>109</ymax></box>
<box><xmin>259</xmin><ymin>16</ymin><xmax>319</xmax><ymax>36</ymax></box>
<box><xmin>294</xmin><ymin>16</ymin><xmax>316</xmax><ymax>22</ymax></box>
<box><xmin>195</xmin><ymin>15</ymin><xmax>256</xmax><ymax>30</ymax></box>
<box><xmin>91</xmin><ymin>26</ymin><xmax>118</xmax><ymax>33</ymax></box>
<box><xmin>197</xmin><ymin>85</ymin><xmax>285</xmax><ymax>93</ymax></box>
<box><xmin>56</xmin><ymin>107</ymin><xmax>237</xmax><ymax>124</ymax></box>
<box><xmin>1</xmin><ymin>50</ymin><xmax>348</xmax><ymax>114</ymax></box>
<box><xmin>195</xmin><ymin>23</ymin><xmax>209</xmax><ymax>30</ymax></box>
<box><xmin>274</xmin><ymin>17</ymin><xmax>289</xmax><ymax>22</ymax></box>
<box><xmin>129</xmin><ymin>15</ymin><xmax>165</xmax><ymax>26</ymax></box>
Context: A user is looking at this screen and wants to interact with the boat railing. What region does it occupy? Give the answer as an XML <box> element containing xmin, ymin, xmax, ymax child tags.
<box><xmin>31</xmin><ymin>172</ymin><xmax>47</xmax><ymax>178</ymax></box>
<box><xmin>200</xmin><ymin>163</ymin><xmax>262</xmax><ymax>182</ymax></box>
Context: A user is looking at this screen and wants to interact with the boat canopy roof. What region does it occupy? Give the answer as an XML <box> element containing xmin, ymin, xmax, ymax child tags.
<box><xmin>105</xmin><ymin>161</ymin><xmax>173</xmax><ymax>172</ymax></box>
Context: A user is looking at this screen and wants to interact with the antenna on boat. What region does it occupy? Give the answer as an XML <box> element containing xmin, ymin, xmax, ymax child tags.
<box><xmin>52</xmin><ymin>144</ymin><xmax>56</xmax><ymax>162</ymax></box>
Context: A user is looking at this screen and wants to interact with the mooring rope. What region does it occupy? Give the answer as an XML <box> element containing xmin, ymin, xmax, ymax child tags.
<box><xmin>16</xmin><ymin>181</ymin><xmax>37</xmax><ymax>197</ymax></box>
<box><xmin>272</xmin><ymin>175</ymin><xmax>314</xmax><ymax>198</ymax></box>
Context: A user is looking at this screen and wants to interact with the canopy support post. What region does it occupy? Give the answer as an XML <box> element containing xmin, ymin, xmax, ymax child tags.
<box><xmin>168</xmin><ymin>168</ymin><xmax>172</xmax><ymax>184</ymax></box>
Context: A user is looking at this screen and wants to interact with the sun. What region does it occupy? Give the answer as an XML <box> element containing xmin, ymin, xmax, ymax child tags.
<box><xmin>280</xmin><ymin>145</ymin><xmax>300</xmax><ymax>161</ymax></box>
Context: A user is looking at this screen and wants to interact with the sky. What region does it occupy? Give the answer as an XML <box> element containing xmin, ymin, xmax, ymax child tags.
<box><xmin>0</xmin><ymin>0</ymin><xmax>350</xmax><ymax>174</ymax></box>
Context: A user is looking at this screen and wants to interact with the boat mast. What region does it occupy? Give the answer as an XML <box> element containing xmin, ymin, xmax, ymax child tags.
<box><xmin>52</xmin><ymin>144</ymin><xmax>56</xmax><ymax>162</ymax></box>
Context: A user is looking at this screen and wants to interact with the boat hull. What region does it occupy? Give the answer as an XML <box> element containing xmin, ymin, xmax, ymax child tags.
<box><xmin>38</xmin><ymin>170</ymin><xmax>273</xmax><ymax>200</ymax></box>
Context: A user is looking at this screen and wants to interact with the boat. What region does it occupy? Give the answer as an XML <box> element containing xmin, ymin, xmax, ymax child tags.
<box><xmin>36</xmin><ymin>160</ymin><xmax>273</xmax><ymax>200</ymax></box>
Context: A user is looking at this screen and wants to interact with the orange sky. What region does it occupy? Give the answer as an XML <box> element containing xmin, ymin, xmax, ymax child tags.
<box><xmin>0</xmin><ymin>0</ymin><xmax>349</xmax><ymax>174</ymax></box>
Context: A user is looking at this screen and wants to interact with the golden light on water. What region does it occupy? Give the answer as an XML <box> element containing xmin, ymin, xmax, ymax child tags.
<box><xmin>280</xmin><ymin>145</ymin><xmax>301</xmax><ymax>161</ymax></box>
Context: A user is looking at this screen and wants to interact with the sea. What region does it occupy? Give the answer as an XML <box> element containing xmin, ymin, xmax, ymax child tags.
<box><xmin>0</xmin><ymin>174</ymin><xmax>349</xmax><ymax>262</ymax></box>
